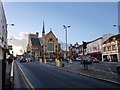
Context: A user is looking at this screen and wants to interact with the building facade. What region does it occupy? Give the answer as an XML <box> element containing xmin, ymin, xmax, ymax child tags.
<box><xmin>102</xmin><ymin>34</ymin><xmax>120</xmax><ymax>62</ymax></box>
<box><xmin>68</xmin><ymin>42</ymin><xmax>83</xmax><ymax>59</ymax></box>
<box><xmin>0</xmin><ymin>1</ymin><xmax>7</xmax><ymax>89</ymax></box>
<box><xmin>27</xmin><ymin>22</ymin><xmax>61</xmax><ymax>61</ymax></box>
<box><xmin>86</xmin><ymin>34</ymin><xmax>114</xmax><ymax>61</ymax></box>
<box><xmin>86</xmin><ymin>37</ymin><xmax>102</xmax><ymax>61</ymax></box>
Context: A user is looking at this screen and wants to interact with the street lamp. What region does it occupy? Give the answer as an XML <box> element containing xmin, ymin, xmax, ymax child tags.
<box><xmin>63</xmin><ymin>25</ymin><xmax>70</xmax><ymax>61</ymax></box>
<box><xmin>7</xmin><ymin>23</ymin><xmax>15</xmax><ymax>26</ymax></box>
<box><xmin>6</xmin><ymin>23</ymin><xmax>15</xmax><ymax>55</ymax></box>
<box><xmin>113</xmin><ymin>24</ymin><xmax>120</xmax><ymax>34</ymax></box>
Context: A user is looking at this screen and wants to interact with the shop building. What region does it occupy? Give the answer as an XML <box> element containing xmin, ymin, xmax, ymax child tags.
<box><xmin>102</xmin><ymin>34</ymin><xmax>120</xmax><ymax>62</ymax></box>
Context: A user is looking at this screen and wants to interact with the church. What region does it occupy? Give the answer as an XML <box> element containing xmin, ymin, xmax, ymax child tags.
<box><xmin>27</xmin><ymin>22</ymin><xmax>62</xmax><ymax>61</ymax></box>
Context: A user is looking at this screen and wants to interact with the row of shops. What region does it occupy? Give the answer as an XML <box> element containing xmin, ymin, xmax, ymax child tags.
<box><xmin>69</xmin><ymin>34</ymin><xmax>120</xmax><ymax>62</ymax></box>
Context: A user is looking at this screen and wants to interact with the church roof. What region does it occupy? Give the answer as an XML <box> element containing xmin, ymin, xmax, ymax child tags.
<box><xmin>103</xmin><ymin>34</ymin><xmax>120</xmax><ymax>44</ymax></box>
<box><xmin>31</xmin><ymin>38</ymin><xmax>40</xmax><ymax>45</ymax></box>
<box><xmin>45</xmin><ymin>31</ymin><xmax>57</xmax><ymax>39</ymax></box>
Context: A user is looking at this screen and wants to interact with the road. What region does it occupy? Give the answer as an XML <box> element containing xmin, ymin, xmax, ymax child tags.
<box><xmin>14</xmin><ymin>60</ymin><xmax>120</xmax><ymax>88</ymax></box>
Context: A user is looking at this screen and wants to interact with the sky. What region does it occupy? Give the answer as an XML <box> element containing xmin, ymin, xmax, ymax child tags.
<box><xmin>2</xmin><ymin>2</ymin><xmax>118</xmax><ymax>55</ymax></box>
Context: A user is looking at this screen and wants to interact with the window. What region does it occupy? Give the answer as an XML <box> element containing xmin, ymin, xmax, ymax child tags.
<box><xmin>98</xmin><ymin>45</ymin><xmax>100</xmax><ymax>51</ymax></box>
<box><xmin>112</xmin><ymin>45</ymin><xmax>116</xmax><ymax>50</ymax></box>
<box><xmin>47</xmin><ymin>38</ymin><xmax>54</xmax><ymax>52</ymax></box>
<box><xmin>104</xmin><ymin>47</ymin><xmax>107</xmax><ymax>52</ymax></box>
<box><xmin>108</xmin><ymin>46</ymin><xmax>111</xmax><ymax>51</ymax></box>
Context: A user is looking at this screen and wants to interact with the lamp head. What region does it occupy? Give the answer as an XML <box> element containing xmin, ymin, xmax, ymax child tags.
<box><xmin>113</xmin><ymin>25</ymin><xmax>116</xmax><ymax>27</ymax></box>
<box><xmin>11</xmin><ymin>24</ymin><xmax>15</xmax><ymax>26</ymax></box>
<box><xmin>63</xmin><ymin>25</ymin><xmax>66</xmax><ymax>28</ymax></box>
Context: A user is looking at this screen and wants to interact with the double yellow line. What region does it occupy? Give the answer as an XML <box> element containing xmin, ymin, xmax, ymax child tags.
<box><xmin>18</xmin><ymin>64</ymin><xmax>35</xmax><ymax>90</ymax></box>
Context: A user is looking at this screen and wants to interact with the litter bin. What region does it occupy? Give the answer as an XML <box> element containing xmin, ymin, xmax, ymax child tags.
<box><xmin>62</xmin><ymin>63</ymin><xmax>65</xmax><ymax>67</ymax></box>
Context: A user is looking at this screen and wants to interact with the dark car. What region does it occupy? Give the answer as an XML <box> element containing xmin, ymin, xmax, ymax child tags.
<box><xmin>20</xmin><ymin>58</ymin><xmax>26</xmax><ymax>63</ymax></box>
<box><xmin>117</xmin><ymin>63</ymin><xmax>120</xmax><ymax>73</ymax></box>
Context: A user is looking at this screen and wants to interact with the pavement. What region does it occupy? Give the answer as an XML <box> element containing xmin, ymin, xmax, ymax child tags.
<box><xmin>14</xmin><ymin>60</ymin><xmax>120</xmax><ymax>88</ymax></box>
<box><xmin>5</xmin><ymin>61</ymin><xmax>11</xmax><ymax>89</ymax></box>
<box><xmin>42</xmin><ymin>60</ymin><xmax>120</xmax><ymax>85</ymax></box>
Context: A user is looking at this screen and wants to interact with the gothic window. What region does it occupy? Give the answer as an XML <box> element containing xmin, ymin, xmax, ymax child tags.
<box><xmin>47</xmin><ymin>38</ymin><xmax>54</xmax><ymax>52</ymax></box>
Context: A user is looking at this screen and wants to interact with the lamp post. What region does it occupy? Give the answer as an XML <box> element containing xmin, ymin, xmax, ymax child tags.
<box><xmin>7</xmin><ymin>23</ymin><xmax>15</xmax><ymax>54</ymax></box>
<box><xmin>7</xmin><ymin>24</ymin><xmax>15</xmax><ymax>26</ymax></box>
<box><xmin>63</xmin><ymin>25</ymin><xmax>70</xmax><ymax>62</ymax></box>
<box><xmin>113</xmin><ymin>24</ymin><xmax>120</xmax><ymax>34</ymax></box>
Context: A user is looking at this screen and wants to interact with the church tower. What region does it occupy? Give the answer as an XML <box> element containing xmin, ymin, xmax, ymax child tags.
<box><xmin>42</xmin><ymin>21</ymin><xmax>45</xmax><ymax>59</ymax></box>
<box><xmin>42</xmin><ymin>21</ymin><xmax>45</xmax><ymax>37</ymax></box>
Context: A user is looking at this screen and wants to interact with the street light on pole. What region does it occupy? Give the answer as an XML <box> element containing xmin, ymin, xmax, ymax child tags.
<box><xmin>113</xmin><ymin>24</ymin><xmax>120</xmax><ymax>34</ymax></box>
<box><xmin>7</xmin><ymin>23</ymin><xmax>15</xmax><ymax>27</ymax></box>
<box><xmin>7</xmin><ymin>23</ymin><xmax>15</xmax><ymax>56</ymax></box>
<box><xmin>63</xmin><ymin>25</ymin><xmax>70</xmax><ymax>62</ymax></box>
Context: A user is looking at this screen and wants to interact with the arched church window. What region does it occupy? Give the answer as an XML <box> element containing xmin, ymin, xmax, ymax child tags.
<box><xmin>47</xmin><ymin>38</ymin><xmax>54</xmax><ymax>52</ymax></box>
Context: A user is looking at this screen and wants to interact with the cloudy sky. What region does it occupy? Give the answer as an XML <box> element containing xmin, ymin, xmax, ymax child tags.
<box><xmin>8</xmin><ymin>32</ymin><xmax>29</xmax><ymax>55</ymax></box>
<box><xmin>2</xmin><ymin>1</ymin><xmax>118</xmax><ymax>56</ymax></box>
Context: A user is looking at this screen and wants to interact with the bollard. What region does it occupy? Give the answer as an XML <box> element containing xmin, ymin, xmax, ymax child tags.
<box><xmin>70</xmin><ymin>59</ymin><xmax>72</xmax><ymax>64</ymax></box>
<box><xmin>55</xmin><ymin>59</ymin><xmax>57</xmax><ymax>62</ymax></box>
<box><xmin>41</xmin><ymin>59</ymin><xmax>42</xmax><ymax>63</ymax></box>
<box><xmin>40</xmin><ymin>59</ymin><xmax>42</xmax><ymax>63</ymax></box>
<box><xmin>55</xmin><ymin>59</ymin><xmax>58</xmax><ymax>66</ymax></box>
<box><xmin>57</xmin><ymin>60</ymin><xmax>60</xmax><ymax>66</ymax></box>
<box><xmin>44</xmin><ymin>59</ymin><xmax>46</xmax><ymax>63</ymax></box>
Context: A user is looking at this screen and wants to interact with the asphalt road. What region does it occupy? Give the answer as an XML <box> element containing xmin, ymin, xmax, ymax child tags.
<box><xmin>14</xmin><ymin>60</ymin><xmax>120</xmax><ymax>88</ymax></box>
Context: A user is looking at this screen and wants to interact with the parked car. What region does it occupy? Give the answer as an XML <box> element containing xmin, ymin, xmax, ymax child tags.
<box><xmin>20</xmin><ymin>58</ymin><xmax>26</xmax><ymax>63</ymax></box>
<box><xmin>76</xmin><ymin>57</ymin><xmax>82</xmax><ymax>61</ymax></box>
<box><xmin>117</xmin><ymin>63</ymin><xmax>120</xmax><ymax>73</ymax></box>
<box><xmin>91</xmin><ymin>57</ymin><xmax>99</xmax><ymax>63</ymax></box>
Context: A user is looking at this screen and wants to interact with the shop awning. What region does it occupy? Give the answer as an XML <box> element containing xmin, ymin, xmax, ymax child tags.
<box><xmin>89</xmin><ymin>51</ymin><xmax>101</xmax><ymax>55</ymax></box>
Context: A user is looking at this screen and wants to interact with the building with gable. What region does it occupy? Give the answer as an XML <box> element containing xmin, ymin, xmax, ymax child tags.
<box><xmin>27</xmin><ymin>22</ymin><xmax>62</xmax><ymax>61</ymax></box>
<box><xmin>102</xmin><ymin>34</ymin><xmax>120</xmax><ymax>62</ymax></box>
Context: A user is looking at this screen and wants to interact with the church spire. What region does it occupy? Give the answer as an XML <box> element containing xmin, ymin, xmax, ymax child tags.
<box><xmin>42</xmin><ymin>21</ymin><xmax>45</xmax><ymax>34</ymax></box>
